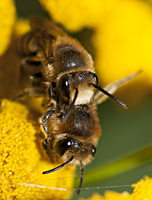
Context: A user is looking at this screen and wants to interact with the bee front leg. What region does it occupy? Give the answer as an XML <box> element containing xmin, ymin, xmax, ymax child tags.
<box><xmin>40</xmin><ymin>110</ymin><xmax>54</xmax><ymax>150</ymax></box>
<box><xmin>12</xmin><ymin>56</ymin><xmax>45</xmax><ymax>100</ymax></box>
<box><xmin>94</xmin><ymin>72</ymin><xmax>139</xmax><ymax>105</ymax></box>
<box><xmin>19</xmin><ymin>56</ymin><xmax>43</xmax><ymax>83</ymax></box>
<box><xmin>39</xmin><ymin>109</ymin><xmax>54</xmax><ymax>136</ymax></box>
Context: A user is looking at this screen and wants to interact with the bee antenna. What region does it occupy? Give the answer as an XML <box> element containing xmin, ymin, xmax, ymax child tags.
<box><xmin>77</xmin><ymin>161</ymin><xmax>84</xmax><ymax>195</ymax></box>
<box><xmin>62</xmin><ymin>88</ymin><xmax>78</xmax><ymax>122</ymax></box>
<box><xmin>42</xmin><ymin>156</ymin><xmax>74</xmax><ymax>174</ymax></box>
<box><xmin>90</xmin><ymin>83</ymin><xmax>128</xmax><ymax>109</ymax></box>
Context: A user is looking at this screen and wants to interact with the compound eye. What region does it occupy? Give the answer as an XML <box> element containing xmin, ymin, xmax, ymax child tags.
<box><xmin>55</xmin><ymin>138</ymin><xmax>72</xmax><ymax>156</ymax></box>
<box><xmin>59</xmin><ymin>76</ymin><xmax>70</xmax><ymax>98</ymax></box>
<box><xmin>91</xmin><ymin>145</ymin><xmax>96</xmax><ymax>156</ymax></box>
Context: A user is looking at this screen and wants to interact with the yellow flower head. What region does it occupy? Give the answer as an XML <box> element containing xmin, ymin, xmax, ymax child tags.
<box><xmin>0</xmin><ymin>99</ymin><xmax>75</xmax><ymax>199</ymax></box>
<box><xmin>93</xmin><ymin>1</ymin><xmax>152</xmax><ymax>88</ymax></box>
<box><xmin>39</xmin><ymin>0</ymin><xmax>103</xmax><ymax>31</ymax></box>
<box><xmin>132</xmin><ymin>176</ymin><xmax>152</xmax><ymax>200</ymax></box>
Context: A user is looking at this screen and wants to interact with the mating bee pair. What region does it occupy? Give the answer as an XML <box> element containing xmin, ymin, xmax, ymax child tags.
<box><xmin>16</xmin><ymin>17</ymin><xmax>137</xmax><ymax>194</ymax></box>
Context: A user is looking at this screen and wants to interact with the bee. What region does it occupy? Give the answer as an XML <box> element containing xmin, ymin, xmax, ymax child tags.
<box><xmin>16</xmin><ymin>16</ymin><xmax>128</xmax><ymax>120</ymax></box>
<box><xmin>39</xmin><ymin>73</ymin><xmax>137</xmax><ymax>195</ymax></box>
<box><xmin>16</xmin><ymin>16</ymin><xmax>138</xmax><ymax>194</ymax></box>
<box><xmin>40</xmin><ymin>103</ymin><xmax>101</xmax><ymax>194</ymax></box>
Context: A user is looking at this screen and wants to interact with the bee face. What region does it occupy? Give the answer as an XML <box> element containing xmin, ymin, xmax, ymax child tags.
<box><xmin>55</xmin><ymin>137</ymin><xmax>96</xmax><ymax>165</ymax></box>
<box><xmin>57</xmin><ymin>71</ymin><xmax>98</xmax><ymax>105</ymax></box>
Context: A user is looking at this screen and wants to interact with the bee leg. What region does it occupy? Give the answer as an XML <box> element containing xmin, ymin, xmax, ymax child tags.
<box><xmin>40</xmin><ymin>110</ymin><xmax>54</xmax><ymax>150</ymax></box>
<box><xmin>19</xmin><ymin>56</ymin><xmax>44</xmax><ymax>86</ymax></box>
<box><xmin>29</xmin><ymin>73</ymin><xmax>43</xmax><ymax>87</ymax></box>
<box><xmin>20</xmin><ymin>57</ymin><xmax>42</xmax><ymax>78</ymax></box>
<box><xmin>39</xmin><ymin>110</ymin><xmax>54</xmax><ymax>138</ymax></box>
<box><xmin>14</xmin><ymin>56</ymin><xmax>45</xmax><ymax>100</ymax></box>
<box><xmin>94</xmin><ymin>72</ymin><xmax>140</xmax><ymax>105</ymax></box>
<box><xmin>21</xmin><ymin>56</ymin><xmax>44</xmax><ymax>67</ymax></box>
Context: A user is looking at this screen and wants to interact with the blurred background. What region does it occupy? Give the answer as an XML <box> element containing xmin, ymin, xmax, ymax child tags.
<box><xmin>2</xmin><ymin>0</ymin><xmax>152</xmax><ymax>199</ymax></box>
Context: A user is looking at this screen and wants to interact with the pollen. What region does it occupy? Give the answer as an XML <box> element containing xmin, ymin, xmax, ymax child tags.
<box><xmin>0</xmin><ymin>99</ymin><xmax>75</xmax><ymax>199</ymax></box>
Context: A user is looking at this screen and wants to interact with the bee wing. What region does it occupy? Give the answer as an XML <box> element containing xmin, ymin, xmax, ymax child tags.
<box><xmin>29</xmin><ymin>16</ymin><xmax>67</xmax><ymax>38</ymax></box>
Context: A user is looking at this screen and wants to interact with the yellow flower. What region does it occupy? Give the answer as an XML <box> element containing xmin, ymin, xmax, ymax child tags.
<box><xmin>0</xmin><ymin>0</ymin><xmax>16</xmax><ymax>55</ymax></box>
<box><xmin>1</xmin><ymin>0</ymin><xmax>152</xmax><ymax>199</ymax></box>
<box><xmin>14</xmin><ymin>19</ymin><xmax>30</xmax><ymax>36</ymax></box>
<box><xmin>39</xmin><ymin>0</ymin><xmax>103</xmax><ymax>31</ymax></box>
<box><xmin>132</xmin><ymin>176</ymin><xmax>152</xmax><ymax>200</ymax></box>
<box><xmin>0</xmin><ymin>99</ymin><xmax>75</xmax><ymax>200</ymax></box>
<box><xmin>93</xmin><ymin>1</ymin><xmax>152</xmax><ymax>105</ymax></box>
<box><xmin>93</xmin><ymin>1</ymin><xmax>152</xmax><ymax>84</ymax></box>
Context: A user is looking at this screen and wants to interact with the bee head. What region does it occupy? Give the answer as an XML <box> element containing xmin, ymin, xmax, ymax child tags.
<box><xmin>58</xmin><ymin>71</ymin><xmax>98</xmax><ymax>103</ymax></box>
<box><xmin>42</xmin><ymin>137</ymin><xmax>96</xmax><ymax>195</ymax></box>
<box><xmin>54</xmin><ymin>137</ymin><xmax>96</xmax><ymax>164</ymax></box>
